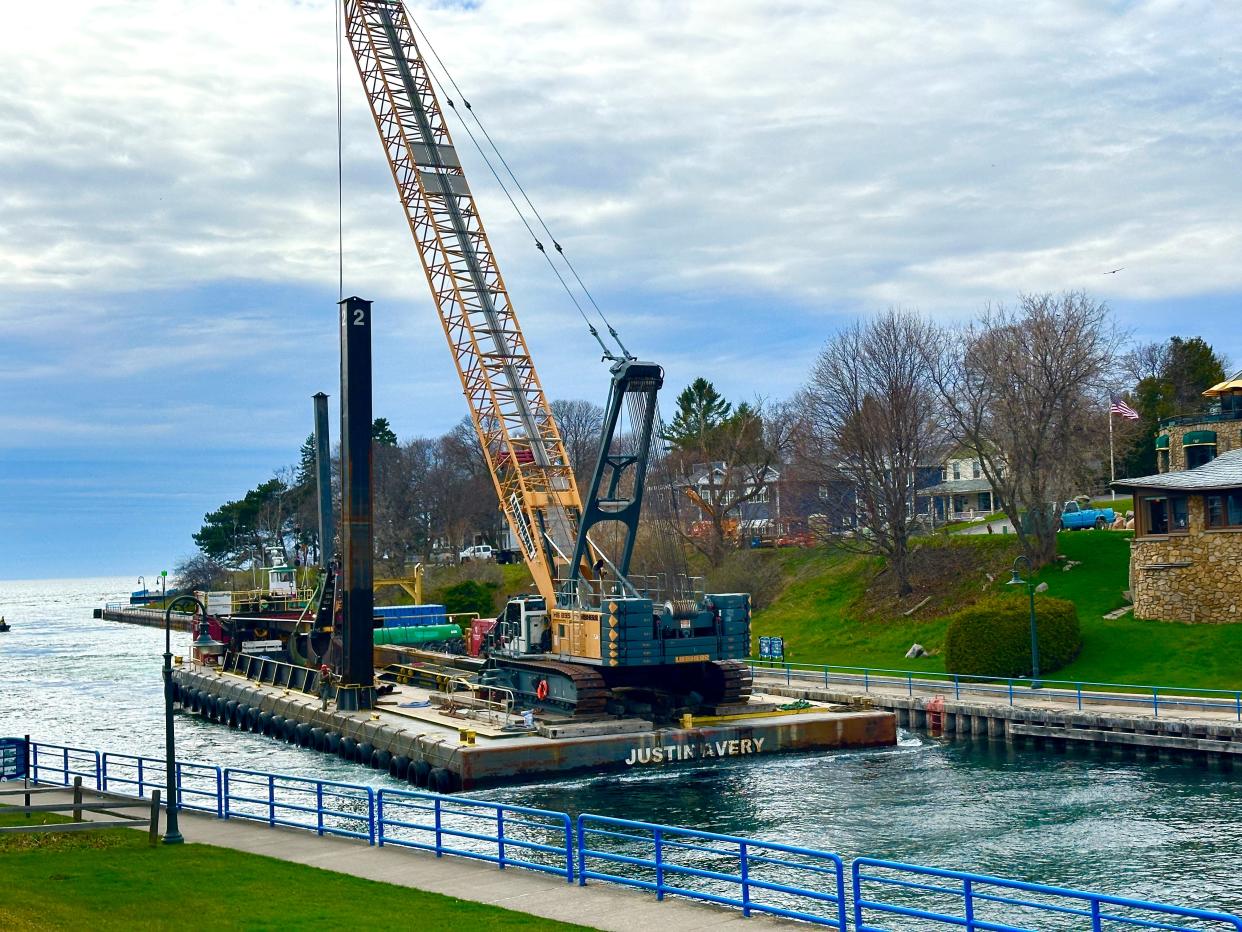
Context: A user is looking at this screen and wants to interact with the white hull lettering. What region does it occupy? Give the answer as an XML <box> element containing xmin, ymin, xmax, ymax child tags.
<box><xmin>623</xmin><ymin>736</ymin><xmax>768</xmax><ymax>766</ymax></box>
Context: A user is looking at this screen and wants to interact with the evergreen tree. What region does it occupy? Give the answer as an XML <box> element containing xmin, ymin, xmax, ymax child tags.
<box><xmin>371</xmin><ymin>417</ymin><xmax>398</xmax><ymax>447</ymax></box>
<box><xmin>296</xmin><ymin>433</ymin><xmax>317</xmax><ymax>488</ymax></box>
<box><xmin>663</xmin><ymin>378</ymin><xmax>733</xmax><ymax>450</ymax></box>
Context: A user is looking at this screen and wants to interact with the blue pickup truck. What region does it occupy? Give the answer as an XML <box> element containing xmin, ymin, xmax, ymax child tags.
<box><xmin>1059</xmin><ymin>500</ymin><xmax>1115</xmax><ymax>530</ymax></box>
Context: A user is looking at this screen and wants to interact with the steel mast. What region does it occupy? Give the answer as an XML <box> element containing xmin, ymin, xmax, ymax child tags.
<box><xmin>343</xmin><ymin>0</ymin><xmax>584</xmax><ymax>600</ymax></box>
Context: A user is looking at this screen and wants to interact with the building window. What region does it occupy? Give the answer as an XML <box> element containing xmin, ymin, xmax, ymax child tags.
<box><xmin>972</xmin><ymin>460</ymin><xmax>981</xmax><ymax>479</ymax></box>
<box><xmin>1157</xmin><ymin>449</ymin><xmax>1170</xmax><ymax>472</ymax></box>
<box><xmin>952</xmin><ymin>462</ymin><xmax>961</xmax><ymax>480</ymax></box>
<box><xmin>1205</xmin><ymin>492</ymin><xmax>1242</xmax><ymax>528</ymax></box>
<box><xmin>1186</xmin><ymin>445</ymin><xmax>1216</xmax><ymax>469</ymax></box>
<box><xmin>1140</xmin><ymin>494</ymin><xmax>1188</xmax><ymax>535</ymax></box>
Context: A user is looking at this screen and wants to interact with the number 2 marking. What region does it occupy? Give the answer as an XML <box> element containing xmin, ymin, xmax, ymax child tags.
<box><xmin>353</xmin><ymin>308</ymin><xmax>365</xmax><ymax>326</ymax></box>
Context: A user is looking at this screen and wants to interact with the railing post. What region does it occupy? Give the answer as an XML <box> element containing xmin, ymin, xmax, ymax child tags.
<box><xmin>137</xmin><ymin>757</ymin><xmax>145</xmax><ymax>797</ymax></box>
<box><xmin>963</xmin><ymin>877</ymin><xmax>975</xmax><ymax>932</ymax></box>
<box><xmin>316</xmin><ymin>782</ymin><xmax>325</xmax><ymax>836</ymax></box>
<box><xmin>175</xmin><ymin>761</ymin><xmax>183</xmax><ymax>808</ymax></box>
<box><xmin>739</xmin><ymin>841</ymin><xmax>751</xmax><ymax>917</ymax></box>
<box><xmin>1008</xmin><ymin>681</ymin><xmax>1014</xmax><ymax>706</ymax></box>
<box><xmin>101</xmin><ymin>754</ymin><xmax>110</xmax><ymax>792</ymax></box>
<box><xmin>864</xmin><ymin>669</ymin><xmax>870</xmax><ymax>692</ymax></box>
<box><xmin>62</xmin><ymin>747</ymin><xmax>69</xmax><ymax>785</ymax></box>
<box><xmin>73</xmin><ymin>776</ymin><xmax>83</xmax><ymax>822</ymax></box>
<box><xmin>94</xmin><ymin>751</ymin><xmax>102</xmax><ymax>790</ymax></box>
<box><xmin>907</xmin><ymin>673</ymin><xmax>913</xmax><ymax>697</ymax></box>
<box><xmin>215</xmin><ymin>768</ymin><xmax>223</xmax><ymax>818</ymax></box>
<box><xmin>654</xmin><ymin>828</ymin><xmax>665</xmax><ymax>901</ymax></box>
<box><xmin>824</xmin><ymin>667</ymin><xmax>829</xmax><ymax>687</ymax></box>
<box><xmin>1236</xmin><ymin>692</ymin><xmax>1241</xmax><ymax>722</ymax></box>
<box><xmin>786</xmin><ymin>663</ymin><xmax>791</xmax><ymax>685</ymax></box>
<box><xmin>376</xmin><ymin>791</ymin><xmax>385</xmax><ymax>847</ymax></box>
<box><xmin>367</xmin><ymin>788</ymin><xmax>376</xmax><ymax>846</ymax></box>
<box><xmin>497</xmin><ymin>808</ymin><xmax>506</xmax><ymax>869</ymax></box>
<box><xmin>1153</xmin><ymin>688</ymin><xmax>1159</xmax><ymax>718</ymax></box>
<box><xmin>1077</xmin><ymin>684</ymin><xmax>1083</xmax><ymax>711</ymax></box>
<box><xmin>577</xmin><ymin>816</ymin><xmax>588</xmax><ymax>886</ymax></box>
<box><xmin>1091</xmin><ymin>898</ymin><xmax>1103</xmax><ymax>932</ymax></box>
<box><xmin>954</xmin><ymin>675</ymin><xmax>960</xmax><ymax>700</ymax></box>
<box><xmin>434</xmin><ymin>797</ymin><xmax>443</xmax><ymax>856</ymax></box>
<box><xmin>268</xmin><ymin>774</ymin><xmax>276</xmax><ymax>826</ymax></box>
<box><xmin>223</xmin><ymin>771</ymin><xmax>231</xmax><ymax>820</ymax></box>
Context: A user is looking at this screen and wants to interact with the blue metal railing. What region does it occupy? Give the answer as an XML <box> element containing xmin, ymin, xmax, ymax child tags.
<box><xmin>853</xmin><ymin>858</ymin><xmax>1242</xmax><ymax>932</ymax></box>
<box><xmin>749</xmin><ymin>660</ymin><xmax>1242</xmax><ymax>721</ymax></box>
<box><xmin>222</xmin><ymin>768</ymin><xmax>374</xmax><ymax>843</ymax></box>
<box><xmin>577</xmin><ymin>813</ymin><xmax>848</xmax><ymax>928</ymax></box>
<box><xmin>100</xmin><ymin>753</ymin><xmax>222</xmax><ymax>816</ymax></box>
<box><xmin>12</xmin><ymin>739</ymin><xmax>1242</xmax><ymax>931</ymax></box>
<box><xmin>378</xmin><ymin>789</ymin><xmax>574</xmax><ymax>881</ymax></box>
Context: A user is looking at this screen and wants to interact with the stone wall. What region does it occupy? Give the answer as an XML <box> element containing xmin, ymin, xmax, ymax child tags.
<box><xmin>1130</xmin><ymin>495</ymin><xmax>1242</xmax><ymax>622</ymax></box>
<box><xmin>1157</xmin><ymin>420</ymin><xmax>1242</xmax><ymax>472</ymax></box>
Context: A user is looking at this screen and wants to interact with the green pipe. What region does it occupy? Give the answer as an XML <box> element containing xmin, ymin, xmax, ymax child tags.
<box><xmin>372</xmin><ymin>624</ymin><xmax>463</xmax><ymax>646</ymax></box>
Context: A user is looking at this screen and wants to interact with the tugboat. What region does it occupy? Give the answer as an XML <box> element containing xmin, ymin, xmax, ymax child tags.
<box><xmin>0</xmin><ymin>615</ymin><xmax>10</xmax><ymax>633</ymax></box>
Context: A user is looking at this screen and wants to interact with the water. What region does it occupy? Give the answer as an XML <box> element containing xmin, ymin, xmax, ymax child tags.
<box><xmin>3</xmin><ymin>577</ymin><xmax>1241</xmax><ymax>915</ymax></box>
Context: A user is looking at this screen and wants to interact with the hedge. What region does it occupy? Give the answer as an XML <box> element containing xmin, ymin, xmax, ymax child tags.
<box><xmin>943</xmin><ymin>594</ymin><xmax>1081</xmax><ymax>678</ymax></box>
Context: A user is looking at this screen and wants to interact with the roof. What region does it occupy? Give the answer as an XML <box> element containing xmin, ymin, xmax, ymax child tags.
<box><xmin>1113</xmin><ymin>448</ymin><xmax>1242</xmax><ymax>492</ymax></box>
<box><xmin>917</xmin><ymin>478</ymin><xmax>994</xmax><ymax>496</ymax></box>
<box><xmin>1202</xmin><ymin>368</ymin><xmax>1242</xmax><ymax>397</ymax></box>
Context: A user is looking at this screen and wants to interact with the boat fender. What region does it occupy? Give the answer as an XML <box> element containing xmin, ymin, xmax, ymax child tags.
<box><xmin>390</xmin><ymin>755</ymin><xmax>411</xmax><ymax>780</ymax></box>
<box><xmin>357</xmin><ymin>742</ymin><xmax>374</xmax><ymax>765</ymax></box>
<box><xmin>411</xmin><ymin>760</ymin><xmax>431</xmax><ymax>787</ymax></box>
<box><xmin>295</xmin><ymin>723</ymin><xmax>312</xmax><ymax>747</ymax></box>
<box><xmin>428</xmin><ymin>767</ymin><xmax>454</xmax><ymax>794</ymax></box>
<box><xmin>373</xmin><ymin>749</ymin><xmax>391</xmax><ymax>771</ymax></box>
<box><xmin>326</xmin><ymin>732</ymin><xmax>341</xmax><ymax>754</ymax></box>
<box><xmin>257</xmin><ymin>711</ymin><xmax>272</xmax><ymax>733</ymax></box>
<box><xmin>339</xmin><ymin>737</ymin><xmax>357</xmax><ymax>760</ymax></box>
<box><xmin>535</xmin><ymin>679</ymin><xmax>549</xmax><ymax>701</ymax></box>
<box><xmin>224</xmin><ymin>701</ymin><xmax>239</xmax><ymax>726</ymax></box>
<box><xmin>245</xmin><ymin>707</ymin><xmax>260</xmax><ymax>731</ymax></box>
<box><xmin>170</xmin><ymin>681</ymin><xmax>181</xmax><ymax>704</ymax></box>
<box><xmin>208</xmin><ymin>696</ymin><xmax>222</xmax><ymax>720</ymax></box>
<box><xmin>310</xmin><ymin>727</ymin><xmax>326</xmax><ymax>751</ymax></box>
<box><xmin>188</xmin><ymin>690</ymin><xmax>202</xmax><ymax>713</ymax></box>
<box><xmin>282</xmin><ymin>719</ymin><xmax>298</xmax><ymax>742</ymax></box>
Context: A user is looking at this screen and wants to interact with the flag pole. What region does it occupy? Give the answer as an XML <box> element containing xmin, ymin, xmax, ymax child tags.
<box><xmin>1108</xmin><ymin>407</ymin><xmax>1116</xmax><ymax>500</ymax></box>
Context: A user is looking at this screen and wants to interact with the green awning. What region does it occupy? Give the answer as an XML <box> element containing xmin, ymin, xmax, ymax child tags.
<box><xmin>1183</xmin><ymin>430</ymin><xmax>1217</xmax><ymax>447</ymax></box>
<box><xmin>1154</xmin><ymin>435</ymin><xmax>1170</xmax><ymax>450</ymax></box>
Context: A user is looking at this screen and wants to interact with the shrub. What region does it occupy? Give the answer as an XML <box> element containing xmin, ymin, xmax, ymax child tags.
<box><xmin>436</xmin><ymin>579</ymin><xmax>499</xmax><ymax>617</ymax></box>
<box><xmin>943</xmin><ymin>594</ymin><xmax>1081</xmax><ymax>678</ymax></box>
<box><xmin>706</xmin><ymin>550</ymin><xmax>787</xmax><ymax>610</ymax></box>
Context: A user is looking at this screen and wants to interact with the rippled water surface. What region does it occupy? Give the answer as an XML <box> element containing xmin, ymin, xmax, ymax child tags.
<box><xmin>3</xmin><ymin>577</ymin><xmax>1240</xmax><ymax>915</ymax></box>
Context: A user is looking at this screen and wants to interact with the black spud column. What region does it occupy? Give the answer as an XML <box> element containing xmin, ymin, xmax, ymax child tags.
<box><xmin>337</xmin><ymin>296</ymin><xmax>376</xmax><ymax>711</ymax></box>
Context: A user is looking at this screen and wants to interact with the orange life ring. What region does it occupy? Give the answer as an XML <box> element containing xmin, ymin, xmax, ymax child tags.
<box><xmin>535</xmin><ymin>679</ymin><xmax>549</xmax><ymax>701</ymax></box>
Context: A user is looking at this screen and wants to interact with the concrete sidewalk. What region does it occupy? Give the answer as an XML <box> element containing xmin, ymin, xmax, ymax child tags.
<box><xmin>29</xmin><ymin>787</ymin><xmax>804</xmax><ymax>931</ymax></box>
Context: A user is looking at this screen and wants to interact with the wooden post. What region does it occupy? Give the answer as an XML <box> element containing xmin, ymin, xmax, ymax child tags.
<box><xmin>149</xmin><ymin>790</ymin><xmax>162</xmax><ymax>847</ymax></box>
<box><xmin>72</xmin><ymin>777</ymin><xmax>82</xmax><ymax>822</ymax></box>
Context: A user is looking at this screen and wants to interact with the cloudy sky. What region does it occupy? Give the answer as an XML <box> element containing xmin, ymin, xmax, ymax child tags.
<box><xmin>1</xmin><ymin>0</ymin><xmax>1239</xmax><ymax>579</ymax></box>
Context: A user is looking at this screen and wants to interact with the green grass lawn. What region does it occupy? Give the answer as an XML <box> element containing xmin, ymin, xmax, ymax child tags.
<box><xmin>751</xmin><ymin>531</ymin><xmax>1242</xmax><ymax>690</ymax></box>
<box><xmin>0</xmin><ymin>809</ymin><xmax>589</xmax><ymax>932</ymax></box>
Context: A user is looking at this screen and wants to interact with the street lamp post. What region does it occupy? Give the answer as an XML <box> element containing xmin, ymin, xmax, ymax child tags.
<box><xmin>1007</xmin><ymin>555</ymin><xmax>1040</xmax><ymax>688</ymax></box>
<box><xmin>162</xmin><ymin>593</ymin><xmax>207</xmax><ymax>845</ymax></box>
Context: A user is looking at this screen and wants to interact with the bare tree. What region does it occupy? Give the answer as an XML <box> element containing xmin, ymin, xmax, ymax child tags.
<box><xmin>667</xmin><ymin>399</ymin><xmax>795</xmax><ymax>566</ymax></box>
<box><xmin>1122</xmin><ymin>340</ymin><xmax>1169</xmax><ymax>385</ymax></box>
<box><xmin>551</xmin><ymin>398</ymin><xmax>605</xmax><ymax>491</ymax></box>
<box><xmin>927</xmin><ymin>292</ymin><xmax>1119</xmax><ymax>567</ymax></box>
<box><xmin>797</xmin><ymin>309</ymin><xmax>945</xmax><ymax>596</ymax></box>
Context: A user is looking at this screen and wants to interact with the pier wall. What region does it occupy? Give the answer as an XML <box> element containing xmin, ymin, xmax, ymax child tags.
<box><xmin>761</xmin><ymin>682</ymin><xmax>1242</xmax><ymax>763</ymax></box>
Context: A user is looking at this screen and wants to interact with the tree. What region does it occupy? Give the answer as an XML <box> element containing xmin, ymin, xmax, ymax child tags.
<box><xmin>663</xmin><ymin>378</ymin><xmax>733</xmax><ymax>450</ymax></box>
<box><xmin>551</xmin><ymin>398</ymin><xmax>605</xmax><ymax>491</ymax></box>
<box><xmin>1118</xmin><ymin>336</ymin><xmax>1227</xmax><ymax>477</ymax></box>
<box><xmin>798</xmin><ymin>309</ymin><xmax>945</xmax><ymax>596</ymax></box>
<box><xmin>173</xmin><ymin>550</ymin><xmax>230</xmax><ymax>592</ymax></box>
<box><xmin>371</xmin><ymin>417</ymin><xmax>398</xmax><ymax>447</ymax></box>
<box><xmin>666</xmin><ymin>397</ymin><xmax>794</xmax><ymax>566</ymax></box>
<box><xmin>928</xmin><ymin>292</ymin><xmax>1119</xmax><ymax>568</ymax></box>
<box><xmin>192</xmin><ymin>476</ymin><xmax>295</xmax><ymax>567</ymax></box>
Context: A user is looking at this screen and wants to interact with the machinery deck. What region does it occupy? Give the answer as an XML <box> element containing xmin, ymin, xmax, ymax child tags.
<box><xmin>173</xmin><ymin>665</ymin><xmax>896</xmax><ymax>790</ymax></box>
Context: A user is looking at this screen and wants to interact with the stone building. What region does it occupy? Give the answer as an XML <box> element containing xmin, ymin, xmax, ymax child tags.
<box><xmin>1114</xmin><ymin>449</ymin><xmax>1242</xmax><ymax>623</ymax></box>
<box><xmin>1154</xmin><ymin>370</ymin><xmax>1242</xmax><ymax>472</ymax></box>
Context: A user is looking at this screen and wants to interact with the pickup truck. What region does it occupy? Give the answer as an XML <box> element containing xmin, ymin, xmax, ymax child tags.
<box><xmin>1059</xmin><ymin>500</ymin><xmax>1115</xmax><ymax>531</ymax></box>
<box><xmin>458</xmin><ymin>544</ymin><xmax>495</xmax><ymax>563</ymax></box>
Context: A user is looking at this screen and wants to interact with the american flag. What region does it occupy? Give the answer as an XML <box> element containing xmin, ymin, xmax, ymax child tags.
<box><xmin>1109</xmin><ymin>394</ymin><xmax>1140</xmax><ymax>420</ymax></box>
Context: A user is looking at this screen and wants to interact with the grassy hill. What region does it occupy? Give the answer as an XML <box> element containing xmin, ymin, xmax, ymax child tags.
<box><xmin>752</xmin><ymin>531</ymin><xmax>1242</xmax><ymax>690</ymax></box>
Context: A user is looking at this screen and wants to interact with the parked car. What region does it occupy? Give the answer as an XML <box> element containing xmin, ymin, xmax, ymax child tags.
<box><xmin>458</xmin><ymin>544</ymin><xmax>495</xmax><ymax>563</ymax></box>
<box><xmin>1059</xmin><ymin>500</ymin><xmax>1115</xmax><ymax>531</ymax></box>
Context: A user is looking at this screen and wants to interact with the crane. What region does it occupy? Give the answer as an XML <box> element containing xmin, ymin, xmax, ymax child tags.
<box><xmin>342</xmin><ymin>0</ymin><xmax>751</xmax><ymax>716</ymax></box>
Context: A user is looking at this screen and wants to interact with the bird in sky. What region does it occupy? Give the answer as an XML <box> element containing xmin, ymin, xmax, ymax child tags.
<box><xmin>1104</xmin><ymin>267</ymin><xmax>1125</xmax><ymax>274</ymax></box>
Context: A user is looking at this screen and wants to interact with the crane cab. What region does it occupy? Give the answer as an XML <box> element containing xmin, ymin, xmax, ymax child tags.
<box><xmin>492</xmin><ymin>596</ymin><xmax>549</xmax><ymax>656</ymax></box>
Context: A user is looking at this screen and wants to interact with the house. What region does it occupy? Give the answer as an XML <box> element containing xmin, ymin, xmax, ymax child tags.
<box><xmin>674</xmin><ymin>461</ymin><xmax>848</xmax><ymax>539</ymax></box>
<box><xmin>1154</xmin><ymin>370</ymin><xmax>1242</xmax><ymax>472</ymax></box>
<box><xmin>917</xmin><ymin>452</ymin><xmax>999</xmax><ymax>522</ymax></box>
<box><xmin>1113</xmin><ymin>448</ymin><xmax>1242</xmax><ymax>623</ymax></box>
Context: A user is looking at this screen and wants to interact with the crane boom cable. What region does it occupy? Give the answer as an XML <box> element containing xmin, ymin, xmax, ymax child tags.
<box><xmin>404</xmin><ymin>4</ymin><xmax>629</xmax><ymax>358</ymax></box>
<box><xmin>417</xmin><ymin>54</ymin><xmax>615</xmax><ymax>360</ymax></box>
